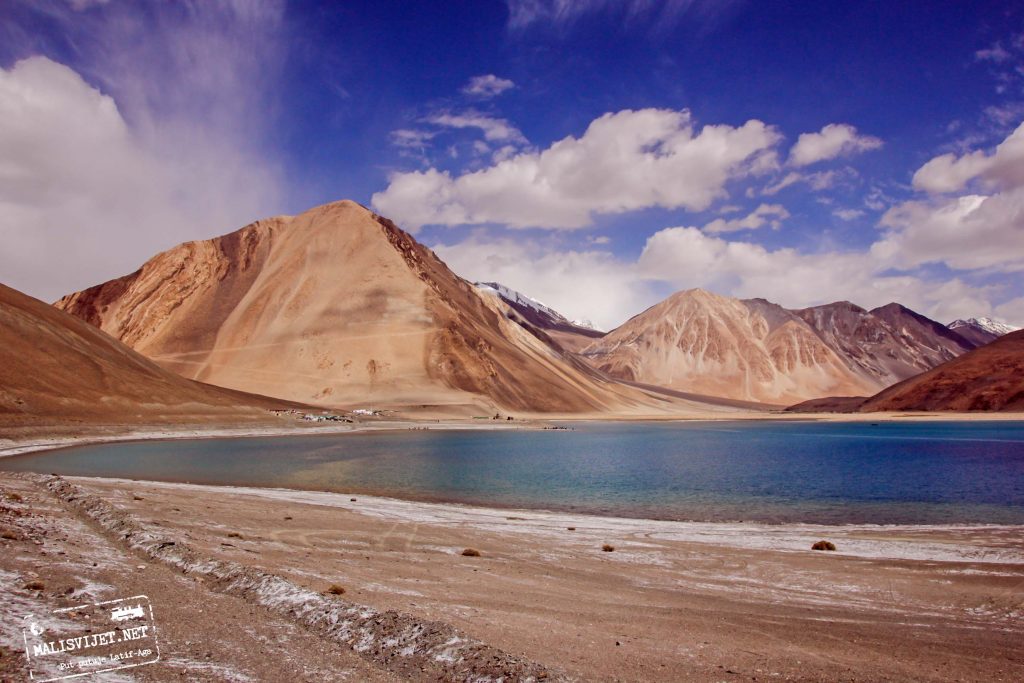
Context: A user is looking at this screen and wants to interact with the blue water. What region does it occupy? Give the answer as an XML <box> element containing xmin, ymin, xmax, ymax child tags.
<box><xmin>3</xmin><ymin>421</ymin><xmax>1024</xmax><ymax>524</ymax></box>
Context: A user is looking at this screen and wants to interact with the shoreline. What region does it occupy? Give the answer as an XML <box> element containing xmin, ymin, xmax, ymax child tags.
<box><xmin>4</xmin><ymin>471</ymin><xmax>1020</xmax><ymax>681</ymax></box>
<box><xmin>64</xmin><ymin>475</ymin><xmax>1024</xmax><ymax>564</ymax></box>
<box><xmin>3</xmin><ymin>410</ymin><xmax>1023</xmax><ymax>459</ymax></box>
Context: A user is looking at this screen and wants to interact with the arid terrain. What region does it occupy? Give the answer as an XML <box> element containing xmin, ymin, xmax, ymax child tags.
<box><xmin>2</xmin><ymin>471</ymin><xmax>1022</xmax><ymax>682</ymax></box>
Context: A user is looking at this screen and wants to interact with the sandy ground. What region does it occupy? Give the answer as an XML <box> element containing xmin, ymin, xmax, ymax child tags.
<box><xmin>2</xmin><ymin>473</ymin><xmax>1021</xmax><ymax>682</ymax></box>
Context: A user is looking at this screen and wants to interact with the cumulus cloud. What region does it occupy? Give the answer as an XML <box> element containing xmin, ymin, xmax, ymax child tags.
<box><xmin>0</xmin><ymin>2</ymin><xmax>285</xmax><ymax>302</ymax></box>
<box><xmin>461</xmin><ymin>74</ymin><xmax>515</xmax><ymax>98</ymax></box>
<box><xmin>703</xmin><ymin>203</ymin><xmax>789</xmax><ymax>233</ymax></box>
<box><xmin>373</xmin><ymin>108</ymin><xmax>781</xmax><ymax>230</ymax></box>
<box><xmin>875</xmin><ymin>191</ymin><xmax>1024</xmax><ymax>272</ymax></box>
<box><xmin>912</xmin><ymin>121</ymin><xmax>1024</xmax><ymax>193</ymax></box>
<box><xmin>787</xmin><ymin>123</ymin><xmax>883</xmax><ymax>167</ymax></box>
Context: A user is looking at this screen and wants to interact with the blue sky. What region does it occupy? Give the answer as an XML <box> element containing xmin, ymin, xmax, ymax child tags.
<box><xmin>2</xmin><ymin>0</ymin><xmax>1023</xmax><ymax>329</ymax></box>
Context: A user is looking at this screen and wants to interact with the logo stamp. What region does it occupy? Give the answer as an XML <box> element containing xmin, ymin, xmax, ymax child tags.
<box><xmin>21</xmin><ymin>595</ymin><xmax>160</xmax><ymax>682</ymax></box>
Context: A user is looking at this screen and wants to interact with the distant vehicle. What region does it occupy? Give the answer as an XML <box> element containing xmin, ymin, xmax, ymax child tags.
<box><xmin>110</xmin><ymin>605</ymin><xmax>144</xmax><ymax>622</ymax></box>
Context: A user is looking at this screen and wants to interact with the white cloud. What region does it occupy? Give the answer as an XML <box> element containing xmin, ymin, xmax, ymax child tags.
<box><xmin>787</xmin><ymin>123</ymin><xmax>883</xmax><ymax>167</ymax></box>
<box><xmin>433</xmin><ymin>223</ymin><xmax>999</xmax><ymax>330</ymax></box>
<box><xmin>833</xmin><ymin>208</ymin><xmax>864</xmax><ymax>221</ymax></box>
<box><xmin>875</xmin><ymin>190</ymin><xmax>1024</xmax><ymax>272</ymax></box>
<box><xmin>504</xmin><ymin>0</ymin><xmax>736</xmax><ymax>34</ymax></box>
<box><xmin>461</xmin><ymin>74</ymin><xmax>515</xmax><ymax>98</ymax></box>
<box><xmin>434</xmin><ymin>234</ymin><xmax>657</xmax><ymax>331</ymax></box>
<box><xmin>761</xmin><ymin>168</ymin><xmax>849</xmax><ymax>195</ymax></box>
<box><xmin>373</xmin><ymin>108</ymin><xmax>781</xmax><ymax>230</ymax></box>
<box><xmin>912</xmin><ymin>121</ymin><xmax>1024</xmax><ymax>193</ymax></box>
<box><xmin>426</xmin><ymin>111</ymin><xmax>527</xmax><ymax>143</ymax></box>
<box><xmin>391</xmin><ymin>128</ymin><xmax>436</xmax><ymax>150</ymax></box>
<box><xmin>993</xmin><ymin>297</ymin><xmax>1024</xmax><ymax>327</ymax></box>
<box><xmin>703</xmin><ymin>203</ymin><xmax>789</xmax><ymax>234</ymax></box>
<box><xmin>0</xmin><ymin>2</ymin><xmax>285</xmax><ymax>302</ymax></box>
<box><xmin>976</xmin><ymin>43</ymin><xmax>1011</xmax><ymax>63</ymax></box>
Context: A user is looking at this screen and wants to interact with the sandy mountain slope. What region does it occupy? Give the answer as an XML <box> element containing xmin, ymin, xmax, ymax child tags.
<box><xmin>857</xmin><ymin>329</ymin><xmax>1024</xmax><ymax>412</ymax></box>
<box><xmin>793</xmin><ymin>301</ymin><xmax>976</xmax><ymax>388</ymax></box>
<box><xmin>476</xmin><ymin>282</ymin><xmax>604</xmax><ymax>353</ymax></box>
<box><xmin>581</xmin><ymin>289</ymin><xmax>876</xmax><ymax>404</ymax></box>
<box><xmin>56</xmin><ymin>201</ymin><xmax>671</xmax><ymax>414</ymax></box>
<box><xmin>0</xmin><ymin>283</ymin><xmax>292</xmax><ymax>427</ymax></box>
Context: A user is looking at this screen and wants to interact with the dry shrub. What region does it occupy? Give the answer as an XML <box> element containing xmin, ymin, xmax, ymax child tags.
<box><xmin>566</xmin><ymin>527</ymin><xmax>576</xmax><ymax>531</ymax></box>
<box><xmin>811</xmin><ymin>540</ymin><xmax>837</xmax><ymax>551</ymax></box>
<box><xmin>23</xmin><ymin>580</ymin><xmax>44</xmax><ymax>591</ymax></box>
<box><xmin>325</xmin><ymin>584</ymin><xmax>346</xmax><ymax>595</ymax></box>
<box><xmin>601</xmin><ymin>544</ymin><xmax>615</xmax><ymax>552</ymax></box>
<box><xmin>7</xmin><ymin>492</ymin><xmax>23</xmax><ymax>502</ymax></box>
<box><xmin>461</xmin><ymin>548</ymin><xmax>481</xmax><ymax>557</ymax></box>
<box><xmin>1</xmin><ymin>529</ymin><xmax>18</xmax><ymax>540</ymax></box>
<box><xmin>227</xmin><ymin>532</ymin><xmax>242</xmax><ymax>539</ymax></box>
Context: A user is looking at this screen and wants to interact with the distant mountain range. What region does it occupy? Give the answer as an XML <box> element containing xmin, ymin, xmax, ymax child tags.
<box><xmin>16</xmin><ymin>198</ymin><xmax>1018</xmax><ymax>417</ymax></box>
<box><xmin>948</xmin><ymin>317</ymin><xmax>1020</xmax><ymax>347</ymax></box>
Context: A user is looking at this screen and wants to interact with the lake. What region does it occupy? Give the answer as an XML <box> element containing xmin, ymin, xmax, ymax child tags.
<box><xmin>3</xmin><ymin>421</ymin><xmax>1024</xmax><ymax>524</ymax></box>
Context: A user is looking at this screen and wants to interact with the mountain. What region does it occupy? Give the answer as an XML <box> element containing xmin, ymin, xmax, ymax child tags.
<box><xmin>793</xmin><ymin>301</ymin><xmax>976</xmax><ymax>387</ymax></box>
<box><xmin>475</xmin><ymin>282</ymin><xmax>604</xmax><ymax>353</ymax></box>
<box><xmin>55</xmin><ymin>201</ymin><xmax>671</xmax><ymax>415</ymax></box>
<box><xmin>580</xmin><ymin>290</ymin><xmax>978</xmax><ymax>404</ymax></box>
<box><xmin>857</xmin><ymin>329</ymin><xmax>1024</xmax><ymax>411</ymax></box>
<box><xmin>0</xmin><ymin>283</ymin><xmax>292</xmax><ymax>427</ymax></box>
<box><xmin>948</xmin><ymin>317</ymin><xmax>1020</xmax><ymax>347</ymax></box>
<box><xmin>581</xmin><ymin>289</ymin><xmax>876</xmax><ymax>404</ymax></box>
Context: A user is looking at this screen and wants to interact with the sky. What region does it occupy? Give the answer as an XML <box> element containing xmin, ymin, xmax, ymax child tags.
<box><xmin>2</xmin><ymin>0</ymin><xmax>1024</xmax><ymax>330</ymax></box>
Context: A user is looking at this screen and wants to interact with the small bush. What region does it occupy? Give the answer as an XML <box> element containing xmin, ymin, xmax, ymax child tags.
<box><xmin>132</xmin><ymin>495</ymin><xmax>144</xmax><ymax>501</ymax></box>
<box><xmin>1</xmin><ymin>529</ymin><xmax>18</xmax><ymax>540</ymax></box>
<box><xmin>23</xmin><ymin>580</ymin><xmax>44</xmax><ymax>591</ymax></box>
<box><xmin>566</xmin><ymin>527</ymin><xmax>576</xmax><ymax>531</ymax></box>
<box><xmin>601</xmin><ymin>544</ymin><xmax>615</xmax><ymax>552</ymax></box>
<box><xmin>325</xmin><ymin>584</ymin><xmax>346</xmax><ymax>595</ymax></box>
<box><xmin>461</xmin><ymin>548</ymin><xmax>481</xmax><ymax>557</ymax></box>
<box><xmin>811</xmin><ymin>540</ymin><xmax>836</xmax><ymax>551</ymax></box>
<box><xmin>226</xmin><ymin>532</ymin><xmax>242</xmax><ymax>539</ymax></box>
<box><xmin>283</xmin><ymin>516</ymin><xmax>293</xmax><ymax>521</ymax></box>
<box><xmin>7</xmin><ymin>492</ymin><xmax>23</xmax><ymax>502</ymax></box>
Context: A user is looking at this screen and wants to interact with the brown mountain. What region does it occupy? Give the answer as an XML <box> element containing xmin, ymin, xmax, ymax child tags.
<box><xmin>793</xmin><ymin>301</ymin><xmax>976</xmax><ymax>388</ymax></box>
<box><xmin>581</xmin><ymin>291</ymin><xmax>978</xmax><ymax>404</ymax></box>
<box><xmin>0</xmin><ymin>282</ymin><xmax>292</xmax><ymax>428</ymax></box>
<box><xmin>857</xmin><ymin>329</ymin><xmax>1024</xmax><ymax>412</ymax></box>
<box><xmin>581</xmin><ymin>289</ymin><xmax>876</xmax><ymax>404</ymax></box>
<box><xmin>56</xmin><ymin>201</ymin><xmax>670</xmax><ymax>415</ymax></box>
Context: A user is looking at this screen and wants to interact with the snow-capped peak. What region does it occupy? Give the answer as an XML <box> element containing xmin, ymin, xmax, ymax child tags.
<box><xmin>948</xmin><ymin>317</ymin><xmax>1020</xmax><ymax>337</ymax></box>
<box><xmin>475</xmin><ymin>282</ymin><xmax>602</xmax><ymax>332</ymax></box>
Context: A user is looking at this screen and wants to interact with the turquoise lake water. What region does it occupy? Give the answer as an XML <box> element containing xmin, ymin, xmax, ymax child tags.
<box><xmin>3</xmin><ymin>421</ymin><xmax>1024</xmax><ymax>524</ymax></box>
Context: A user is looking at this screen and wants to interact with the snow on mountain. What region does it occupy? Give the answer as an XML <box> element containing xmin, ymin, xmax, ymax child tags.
<box><xmin>475</xmin><ymin>282</ymin><xmax>601</xmax><ymax>332</ymax></box>
<box><xmin>949</xmin><ymin>317</ymin><xmax>1020</xmax><ymax>337</ymax></box>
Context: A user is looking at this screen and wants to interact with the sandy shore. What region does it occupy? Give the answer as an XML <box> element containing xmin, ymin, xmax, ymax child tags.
<box><xmin>2</xmin><ymin>472</ymin><xmax>1021</xmax><ymax>682</ymax></box>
